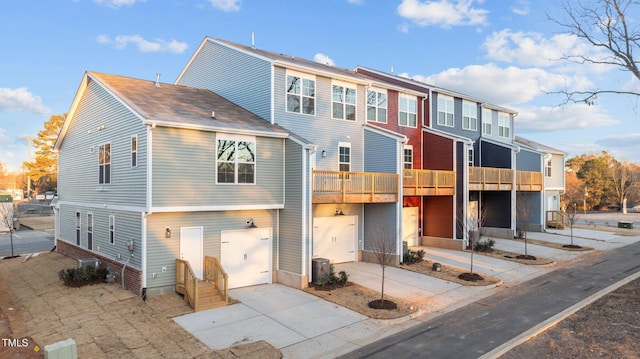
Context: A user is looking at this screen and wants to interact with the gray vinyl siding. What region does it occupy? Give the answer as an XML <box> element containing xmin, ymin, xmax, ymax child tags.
<box><xmin>545</xmin><ymin>154</ymin><xmax>565</xmax><ymax>189</ymax></box>
<box><xmin>176</xmin><ymin>40</ymin><xmax>272</xmax><ymax>121</ymax></box>
<box><xmin>431</xmin><ymin>92</ymin><xmax>481</xmax><ymax>143</ymax></box>
<box><xmin>57</xmin><ymin>79</ymin><xmax>148</xmax><ymax>207</ymax></box>
<box><xmin>151</xmin><ymin>127</ymin><xmax>284</xmax><ymax>208</ymax></box>
<box><xmin>273</xmin><ymin>67</ymin><xmax>364</xmax><ymax>172</ymax></box>
<box><xmin>58</xmin><ymin>203</ymin><xmax>143</xmax><ymax>269</ymax></box>
<box><xmin>516</xmin><ymin>148</ymin><xmax>542</xmax><ymax>172</ymax></box>
<box><xmin>145</xmin><ymin>209</ymin><xmax>277</xmax><ymax>289</ymax></box>
<box><xmin>363</xmin><ymin>203</ymin><xmax>397</xmax><ymax>254</ymax></box>
<box><xmin>364</xmin><ymin>129</ymin><xmax>398</xmax><ymax>173</ymax></box>
<box><xmin>279</xmin><ymin>139</ymin><xmax>304</xmax><ymax>273</ymax></box>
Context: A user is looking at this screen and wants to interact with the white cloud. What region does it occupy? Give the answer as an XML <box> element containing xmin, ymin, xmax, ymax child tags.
<box><xmin>0</xmin><ymin>87</ymin><xmax>51</xmax><ymax>116</ymax></box>
<box><xmin>96</xmin><ymin>35</ymin><xmax>188</xmax><ymax>54</ymax></box>
<box><xmin>208</xmin><ymin>0</ymin><xmax>241</xmax><ymax>11</ymax></box>
<box><xmin>93</xmin><ymin>0</ymin><xmax>140</xmax><ymax>8</ymax></box>
<box><xmin>398</xmin><ymin>23</ymin><xmax>410</xmax><ymax>33</ymax></box>
<box><xmin>514</xmin><ymin>104</ymin><xmax>619</xmax><ymax>132</ymax></box>
<box><xmin>397</xmin><ymin>0</ymin><xmax>489</xmax><ymax>28</ymax></box>
<box><xmin>596</xmin><ymin>133</ymin><xmax>640</xmax><ymax>148</ymax></box>
<box><xmin>482</xmin><ymin>29</ymin><xmax>611</xmax><ymax>75</ymax></box>
<box><xmin>511</xmin><ymin>0</ymin><xmax>529</xmax><ymax>15</ymax></box>
<box><xmin>347</xmin><ymin>0</ymin><xmax>364</xmax><ymax>4</ymax></box>
<box><xmin>314</xmin><ymin>53</ymin><xmax>335</xmax><ymax>66</ymax></box>
<box><xmin>405</xmin><ymin>63</ymin><xmax>567</xmax><ymax>105</ymax></box>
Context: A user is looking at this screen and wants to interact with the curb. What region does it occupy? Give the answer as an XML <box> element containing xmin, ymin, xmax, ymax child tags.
<box><xmin>479</xmin><ymin>269</ymin><xmax>640</xmax><ymax>359</ymax></box>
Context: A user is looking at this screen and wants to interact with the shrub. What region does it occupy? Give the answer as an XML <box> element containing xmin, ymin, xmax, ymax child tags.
<box><xmin>59</xmin><ymin>265</ymin><xmax>108</xmax><ymax>287</ymax></box>
<box><xmin>403</xmin><ymin>249</ymin><xmax>425</xmax><ymax>264</ymax></box>
<box><xmin>474</xmin><ymin>238</ymin><xmax>496</xmax><ymax>252</ymax></box>
<box><xmin>319</xmin><ymin>265</ymin><xmax>349</xmax><ymax>287</ymax></box>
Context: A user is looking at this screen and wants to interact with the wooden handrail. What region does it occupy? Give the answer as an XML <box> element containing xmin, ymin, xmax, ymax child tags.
<box><xmin>205</xmin><ymin>256</ymin><xmax>229</xmax><ymax>303</ymax></box>
<box><xmin>175</xmin><ymin>258</ymin><xmax>198</xmax><ymax>309</ymax></box>
<box><xmin>403</xmin><ymin>169</ymin><xmax>455</xmax><ymax>189</ymax></box>
<box><xmin>312</xmin><ymin>170</ymin><xmax>398</xmax><ymax>202</ymax></box>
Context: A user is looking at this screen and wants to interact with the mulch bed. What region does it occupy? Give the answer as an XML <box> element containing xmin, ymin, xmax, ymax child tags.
<box><xmin>400</xmin><ymin>259</ymin><xmax>501</xmax><ymax>286</ymax></box>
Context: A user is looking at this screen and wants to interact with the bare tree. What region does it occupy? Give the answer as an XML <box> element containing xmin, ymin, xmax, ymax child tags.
<box><xmin>565</xmin><ymin>202</ymin><xmax>582</xmax><ymax>248</ymax></box>
<box><xmin>0</xmin><ymin>202</ymin><xmax>16</xmax><ymax>258</ymax></box>
<box><xmin>369</xmin><ymin>227</ymin><xmax>396</xmax><ymax>309</ymax></box>
<box><xmin>548</xmin><ymin>0</ymin><xmax>640</xmax><ymax>105</ymax></box>
<box><xmin>609</xmin><ymin>159</ymin><xmax>639</xmax><ymax>210</ymax></box>
<box><xmin>516</xmin><ymin>192</ymin><xmax>536</xmax><ymax>259</ymax></box>
<box><xmin>457</xmin><ymin>201</ymin><xmax>487</xmax><ymax>275</ymax></box>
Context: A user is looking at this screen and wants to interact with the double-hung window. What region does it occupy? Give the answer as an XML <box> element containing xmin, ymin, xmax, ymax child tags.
<box><xmin>482</xmin><ymin>108</ymin><xmax>492</xmax><ymax>135</ymax></box>
<box><xmin>545</xmin><ymin>159</ymin><xmax>552</xmax><ymax>177</ymax></box>
<box><xmin>109</xmin><ymin>215</ymin><xmax>115</xmax><ymax>245</ymax></box>
<box><xmin>98</xmin><ymin>143</ymin><xmax>111</xmax><ymax>184</ymax></box>
<box><xmin>75</xmin><ymin>211</ymin><xmax>81</xmax><ymax>246</ymax></box>
<box><xmin>286</xmin><ymin>72</ymin><xmax>315</xmax><ymax>115</ymax></box>
<box><xmin>338</xmin><ymin>142</ymin><xmax>351</xmax><ymax>172</ymax></box>
<box><xmin>87</xmin><ymin>213</ymin><xmax>93</xmax><ymax>250</ymax></box>
<box><xmin>404</xmin><ymin>146</ymin><xmax>413</xmax><ymax>169</ymax></box>
<box><xmin>131</xmin><ymin>135</ymin><xmax>138</xmax><ymax>167</ymax></box>
<box><xmin>332</xmin><ymin>83</ymin><xmax>356</xmax><ymax>121</ymax></box>
<box><xmin>498</xmin><ymin>112</ymin><xmax>511</xmax><ymax>138</ymax></box>
<box><xmin>366</xmin><ymin>89</ymin><xmax>387</xmax><ymax>123</ymax></box>
<box><xmin>399</xmin><ymin>94</ymin><xmax>417</xmax><ymax>127</ymax></box>
<box><xmin>468</xmin><ymin>148</ymin><xmax>474</xmax><ymax>167</ymax></box>
<box><xmin>437</xmin><ymin>95</ymin><xmax>454</xmax><ymax>127</ymax></box>
<box><xmin>216</xmin><ymin>135</ymin><xmax>256</xmax><ymax>184</ymax></box>
<box><xmin>462</xmin><ymin>101</ymin><xmax>477</xmax><ymax>131</ymax></box>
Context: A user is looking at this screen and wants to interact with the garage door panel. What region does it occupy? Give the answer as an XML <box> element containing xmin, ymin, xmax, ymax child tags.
<box><xmin>221</xmin><ymin>228</ymin><xmax>272</xmax><ymax>289</ymax></box>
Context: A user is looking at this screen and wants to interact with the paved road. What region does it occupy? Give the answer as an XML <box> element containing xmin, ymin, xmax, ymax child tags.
<box><xmin>341</xmin><ymin>241</ymin><xmax>640</xmax><ymax>359</ymax></box>
<box><xmin>0</xmin><ymin>227</ymin><xmax>55</xmax><ymax>257</ymax></box>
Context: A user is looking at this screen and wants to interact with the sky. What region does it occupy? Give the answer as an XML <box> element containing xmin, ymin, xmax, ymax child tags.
<box><xmin>1</xmin><ymin>0</ymin><xmax>639</xmax><ymax>173</ymax></box>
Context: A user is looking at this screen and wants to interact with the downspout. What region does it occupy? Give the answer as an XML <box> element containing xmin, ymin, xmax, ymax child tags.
<box><xmin>305</xmin><ymin>144</ymin><xmax>317</xmax><ymax>280</ymax></box>
<box><xmin>139</xmin><ymin>121</ymin><xmax>155</xmax><ymax>299</ymax></box>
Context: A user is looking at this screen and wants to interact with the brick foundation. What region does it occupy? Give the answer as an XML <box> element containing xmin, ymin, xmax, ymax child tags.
<box><xmin>56</xmin><ymin>240</ymin><xmax>143</xmax><ymax>296</ymax></box>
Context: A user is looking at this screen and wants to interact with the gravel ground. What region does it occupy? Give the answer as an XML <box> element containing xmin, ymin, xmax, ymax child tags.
<box><xmin>0</xmin><ymin>252</ymin><xmax>281</xmax><ymax>358</ymax></box>
<box><xmin>501</xmin><ymin>276</ymin><xmax>640</xmax><ymax>358</ymax></box>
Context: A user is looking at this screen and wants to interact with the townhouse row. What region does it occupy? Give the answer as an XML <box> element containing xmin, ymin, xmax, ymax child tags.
<box><xmin>53</xmin><ymin>37</ymin><xmax>566</xmax><ymax>298</ymax></box>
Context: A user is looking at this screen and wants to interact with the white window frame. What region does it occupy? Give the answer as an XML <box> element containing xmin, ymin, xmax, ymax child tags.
<box><xmin>216</xmin><ymin>134</ymin><xmax>257</xmax><ymax>185</ymax></box>
<box><xmin>98</xmin><ymin>143</ymin><xmax>111</xmax><ymax>184</ymax></box>
<box><xmin>366</xmin><ymin>88</ymin><xmax>387</xmax><ymax>123</ymax></box>
<box><xmin>286</xmin><ymin>70</ymin><xmax>315</xmax><ymax>115</ymax></box>
<box><xmin>468</xmin><ymin>147</ymin><xmax>474</xmax><ymax>167</ymax></box>
<box><xmin>498</xmin><ymin>112</ymin><xmax>511</xmax><ymax>138</ymax></box>
<box><xmin>404</xmin><ymin>145</ymin><xmax>413</xmax><ymax>170</ymax></box>
<box><xmin>482</xmin><ymin>108</ymin><xmax>493</xmax><ymax>136</ymax></box>
<box><xmin>437</xmin><ymin>94</ymin><xmax>454</xmax><ymax>127</ymax></box>
<box><xmin>109</xmin><ymin>215</ymin><xmax>115</xmax><ymax>245</ymax></box>
<box><xmin>338</xmin><ymin>142</ymin><xmax>351</xmax><ymax>173</ymax></box>
<box><xmin>75</xmin><ymin>211</ymin><xmax>81</xmax><ymax>246</ymax></box>
<box><xmin>399</xmin><ymin>94</ymin><xmax>418</xmax><ymax>127</ymax></box>
<box><xmin>332</xmin><ymin>81</ymin><xmax>357</xmax><ymax>121</ymax></box>
<box><xmin>87</xmin><ymin>212</ymin><xmax>93</xmax><ymax>251</ymax></box>
<box><xmin>131</xmin><ymin>135</ymin><xmax>138</xmax><ymax>168</ymax></box>
<box><xmin>545</xmin><ymin>159</ymin><xmax>552</xmax><ymax>177</ymax></box>
<box><xmin>462</xmin><ymin>101</ymin><xmax>478</xmax><ymax>131</ymax></box>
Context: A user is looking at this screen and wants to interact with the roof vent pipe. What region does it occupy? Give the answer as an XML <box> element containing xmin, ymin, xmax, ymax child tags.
<box><xmin>251</xmin><ymin>32</ymin><xmax>255</xmax><ymax>49</ymax></box>
<box><xmin>155</xmin><ymin>73</ymin><xmax>161</xmax><ymax>87</ymax></box>
<box><xmin>211</xmin><ymin>111</ymin><xmax>215</xmax><ymax>118</ymax></box>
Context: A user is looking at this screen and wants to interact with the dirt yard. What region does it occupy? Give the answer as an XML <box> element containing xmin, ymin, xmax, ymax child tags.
<box><xmin>0</xmin><ymin>252</ymin><xmax>280</xmax><ymax>358</ymax></box>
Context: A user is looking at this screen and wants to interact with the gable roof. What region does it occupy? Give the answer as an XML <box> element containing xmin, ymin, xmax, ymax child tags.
<box><xmin>56</xmin><ymin>72</ymin><xmax>288</xmax><ymax>149</ymax></box>
<box><xmin>514</xmin><ymin>135</ymin><xmax>567</xmax><ymax>155</ymax></box>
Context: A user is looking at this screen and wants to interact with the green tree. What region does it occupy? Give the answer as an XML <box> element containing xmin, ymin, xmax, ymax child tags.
<box><xmin>576</xmin><ymin>155</ymin><xmax>613</xmax><ymax>209</ymax></box>
<box><xmin>23</xmin><ymin>114</ymin><xmax>65</xmax><ymax>195</ymax></box>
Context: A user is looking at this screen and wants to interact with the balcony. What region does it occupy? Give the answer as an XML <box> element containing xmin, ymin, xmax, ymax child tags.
<box><xmin>469</xmin><ymin>167</ymin><xmax>513</xmax><ymax>191</ymax></box>
<box><xmin>403</xmin><ymin>169</ymin><xmax>456</xmax><ymax>196</ymax></box>
<box><xmin>516</xmin><ymin>170</ymin><xmax>543</xmax><ymax>191</ymax></box>
<box><xmin>312</xmin><ymin>170</ymin><xmax>399</xmax><ymax>203</ymax></box>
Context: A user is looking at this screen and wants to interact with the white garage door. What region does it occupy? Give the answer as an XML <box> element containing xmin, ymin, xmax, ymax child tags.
<box><xmin>221</xmin><ymin>228</ymin><xmax>272</xmax><ymax>289</ymax></box>
<box><xmin>313</xmin><ymin>215</ymin><xmax>357</xmax><ymax>263</ymax></box>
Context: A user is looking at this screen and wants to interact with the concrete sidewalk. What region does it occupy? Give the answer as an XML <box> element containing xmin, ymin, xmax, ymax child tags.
<box><xmin>174</xmin><ymin>228</ymin><xmax>640</xmax><ymax>359</ymax></box>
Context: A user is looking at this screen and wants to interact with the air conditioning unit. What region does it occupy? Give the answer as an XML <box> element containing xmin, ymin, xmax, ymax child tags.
<box><xmin>78</xmin><ymin>258</ymin><xmax>100</xmax><ymax>269</ymax></box>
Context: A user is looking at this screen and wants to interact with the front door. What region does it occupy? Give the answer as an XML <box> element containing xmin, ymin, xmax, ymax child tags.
<box><xmin>402</xmin><ymin>207</ymin><xmax>419</xmax><ymax>246</ymax></box>
<box><xmin>180</xmin><ymin>227</ymin><xmax>204</xmax><ymax>280</ymax></box>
